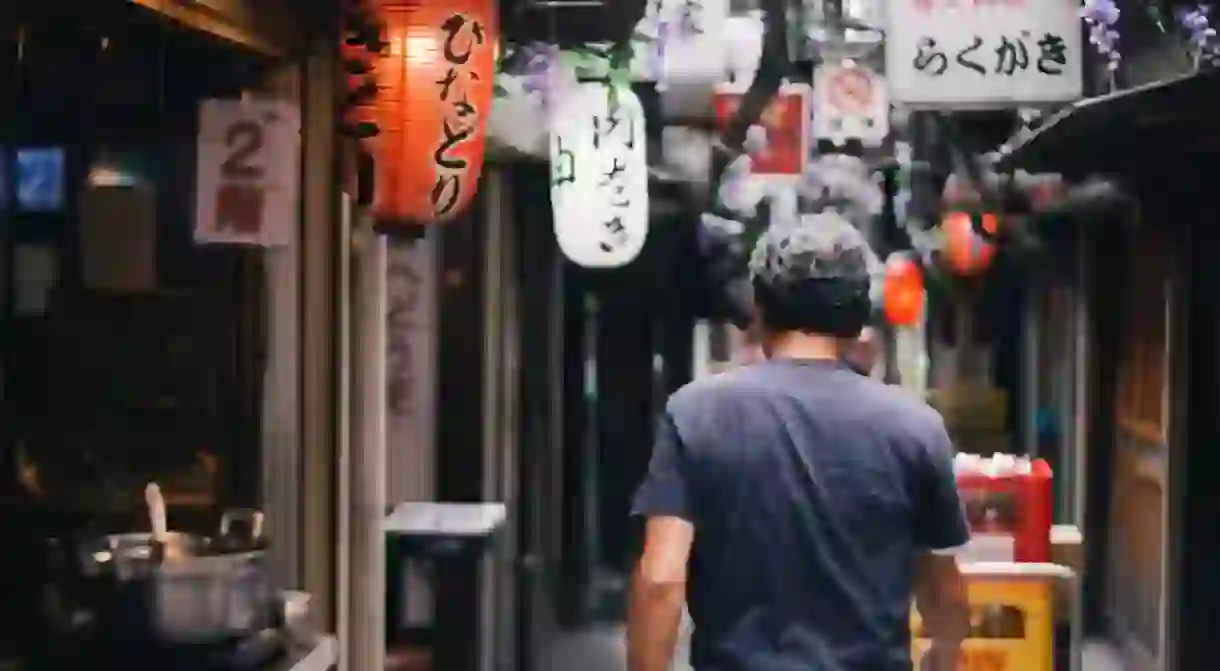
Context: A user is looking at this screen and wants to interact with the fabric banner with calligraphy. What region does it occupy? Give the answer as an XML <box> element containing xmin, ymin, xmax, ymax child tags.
<box><xmin>195</xmin><ymin>99</ymin><xmax>300</xmax><ymax>246</ymax></box>
<box><xmin>884</xmin><ymin>0</ymin><xmax>1083</xmax><ymax>107</ymax></box>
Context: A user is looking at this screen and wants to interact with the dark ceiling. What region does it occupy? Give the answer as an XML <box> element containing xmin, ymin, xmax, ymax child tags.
<box><xmin>499</xmin><ymin>0</ymin><xmax>646</xmax><ymax>46</ymax></box>
<box><xmin>3</xmin><ymin>1</ymin><xmax>270</xmax><ymax>141</ymax></box>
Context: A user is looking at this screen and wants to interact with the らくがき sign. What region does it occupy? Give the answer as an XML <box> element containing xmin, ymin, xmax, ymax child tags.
<box><xmin>354</xmin><ymin>0</ymin><xmax>497</xmax><ymax>228</ymax></box>
<box><xmin>195</xmin><ymin>99</ymin><xmax>301</xmax><ymax>246</ymax></box>
<box><xmin>884</xmin><ymin>0</ymin><xmax>1082</xmax><ymax>107</ymax></box>
<box><xmin>550</xmin><ymin>83</ymin><xmax>649</xmax><ymax>269</ymax></box>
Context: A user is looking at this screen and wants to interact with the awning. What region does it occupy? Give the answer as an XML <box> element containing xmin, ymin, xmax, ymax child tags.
<box><xmin>995</xmin><ymin>69</ymin><xmax>1220</xmax><ymax>177</ymax></box>
<box><xmin>130</xmin><ymin>0</ymin><xmax>300</xmax><ymax>56</ymax></box>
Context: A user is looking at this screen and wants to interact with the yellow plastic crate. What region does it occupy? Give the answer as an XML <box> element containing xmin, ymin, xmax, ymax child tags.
<box><xmin>912</xmin><ymin>564</ymin><xmax>1067</xmax><ymax>671</ymax></box>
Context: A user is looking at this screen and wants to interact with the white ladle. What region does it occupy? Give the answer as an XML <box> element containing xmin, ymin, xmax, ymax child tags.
<box><xmin>145</xmin><ymin>482</ymin><xmax>168</xmax><ymax>543</ymax></box>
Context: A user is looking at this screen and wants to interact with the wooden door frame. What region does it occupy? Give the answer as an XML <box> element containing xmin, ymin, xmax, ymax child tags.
<box><xmin>1082</xmin><ymin>223</ymin><xmax>1120</xmax><ymax>636</ymax></box>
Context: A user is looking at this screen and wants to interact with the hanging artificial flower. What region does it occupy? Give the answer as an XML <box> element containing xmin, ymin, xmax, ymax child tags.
<box><xmin>631</xmin><ymin>2</ymin><xmax>672</xmax><ymax>81</ymax></box>
<box><xmin>1080</xmin><ymin>0</ymin><xmax>1122</xmax><ymax>71</ymax></box>
<box><xmin>1177</xmin><ymin>5</ymin><xmax>1220</xmax><ymax>68</ymax></box>
<box><xmin>497</xmin><ymin>42</ymin><xmax>580</xmax><ymax>114</ymax></box>
<box><xmin>516</xmin><ymin>43</ymin><xmax>561</xmax><ymax>102</ymax></box>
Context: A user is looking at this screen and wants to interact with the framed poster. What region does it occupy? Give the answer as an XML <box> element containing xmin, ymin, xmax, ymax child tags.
<box><xmin>712</xmin><ymin>85</ymin><xmax>810</xmax><ymax>176</ymax></box>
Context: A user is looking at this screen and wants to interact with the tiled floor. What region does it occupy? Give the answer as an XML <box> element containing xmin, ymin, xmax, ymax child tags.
<box><xmin>537</xmin><ymin>622</ymin><xmax>1128</xmax><ymax>671</ymax></box>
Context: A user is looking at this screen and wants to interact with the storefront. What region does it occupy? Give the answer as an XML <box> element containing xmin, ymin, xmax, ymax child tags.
<box><xmin>0</xmin><ymin>0</ymin><xmax>340</xmax><ymax>667</ymax></box>
<box><xmin>999</xmin><ymin>52</ymin><xmax>1220</xmax><ymax>671</ymax></box>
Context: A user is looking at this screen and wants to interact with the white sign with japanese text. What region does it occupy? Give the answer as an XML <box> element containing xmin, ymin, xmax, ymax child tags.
<box><xmin>812</xmin><ymin>63</ymin><xmax>890</xmax><ymax>147</ymax></box>
<box><xmin>550</xmin><ymin>83</ymin><xmax>649</xmax><ymax>268</ymax></box>
<box><xmin>884</xmin><ymin>0</ymin><xmax>1083</xmax><ymax>107</ymax></box>
<box><xmin>195</xmin><ymin>99</ymin><xmax>300</xmax><ymax>246</ymax></box>
<box><xmin>630</xmin><ymin>0</ymin><xmax>730</xmax><ymax>84</ymax></box>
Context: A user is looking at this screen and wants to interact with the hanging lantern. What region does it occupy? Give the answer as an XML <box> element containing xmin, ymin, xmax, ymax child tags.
<box><xmin>942</xmin><ymin>211</ymin><xmax>998</xmax><ymax>276</ymax></box>
<box><xmin>353</xmin><ymin>0</ymin><xmax>497</xmax><ymax>228</ymax></box>
<box><xmin>882</xmin><ymin>253</ymin><xmax>924</xmax><ymax>327</ymax></box>
<box><xmin>550</xmin><ymin>82</ymin><xmax>649</xmax><ymax>268</ymax></box>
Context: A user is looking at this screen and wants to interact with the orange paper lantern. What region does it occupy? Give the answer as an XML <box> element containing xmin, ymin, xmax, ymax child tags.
<box><xmin>356</xmin><ymin>0</ymin><xmax>497</xmax><ymax>227</ymax></box>
<box><xmin>882</xmin><ymin>254</ymin><xmax>925</xmax><ymax>327</ymax></box>
<box><xmin>942</xmin><ymin>211</ymin><xmax>997</xmax><ymax>276</ymax></box>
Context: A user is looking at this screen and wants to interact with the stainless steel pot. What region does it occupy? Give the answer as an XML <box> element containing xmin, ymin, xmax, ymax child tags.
<box><xmin>48</xmin><ymin>509</ymin><xmax>275</xmax><ymax>644</ymax></box>
<box><xmin>152</xmin><ymin>545</ymin><xmax>273</xmax><ymax>643</ymax></box>
<box><xmin>78</xmin><ymin>531</ymin><xmax>205</xmax><ymax>580</ymax></box>
<box><xmin>150</xmin><ymin>509</ymin><xmax>274</xmax><ymax>644</ymax></box>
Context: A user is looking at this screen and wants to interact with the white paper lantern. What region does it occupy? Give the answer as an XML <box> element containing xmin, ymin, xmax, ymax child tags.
<box><xmin>550</xmin><ymin>83</ymin><xmax>649</xmax><ymax>268</ymax></box>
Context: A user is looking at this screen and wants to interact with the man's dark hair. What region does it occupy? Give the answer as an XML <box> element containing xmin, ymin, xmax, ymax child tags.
<box><xmin>748</xmin><ymin>213</ymin><xmax>874</xmax><ymax>338</ymax></box>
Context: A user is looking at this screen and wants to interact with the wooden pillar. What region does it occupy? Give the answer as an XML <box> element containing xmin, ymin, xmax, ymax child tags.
<box><xmin>300</xmin><ymin>31</ymin><xmax>339</xmax><ymax>629</ymax></box>
<box><xmin>348</xmin><ymin>222</ymin><xmax>388</xmax><ymax>671</ymax></box>
<box><xmin>511</xmin><ymin>164</ymin><xmax>560</xmax><ymax>668</ymax></box>
<box><xmin>593</xmin><ymin>245</ymin><xmax>659</xmax><ymax>577</ymax></box>
<box><xmin>1083</xmin><ymin>225</ymin><xmax>1122</xmax><ymax>633</ymax></box>
<box><xmin>661</xmin><ymin>215</ymin><xmax>695</xmax><ymax>396</ymax></box>
<box><xmin>559</xmin><ymin>263</ymin><xmax>591</xmax><ymax>625</ymax></box>
<box><xmin>1170</xmin><ymin>204</ymin><xmax>1219</xmax><ymax>668</ymax></box>
<box><xmin>435</xmin><ymin>188</ymin><xmax>487</xmax><ymax>670</ymax></box>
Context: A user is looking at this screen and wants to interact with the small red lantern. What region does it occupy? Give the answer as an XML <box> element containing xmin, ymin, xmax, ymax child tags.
<box><xmin>942</xmin><ymin>211</ymin><xmax>998</xmax><ymax>276</ymax></box>
<box><xmin>351</xmin><ymin>0</ymin><xmax>497</xmax><ymax>227</ymax></box>
<box><xmin>882</xmin><ymin>253</ymin><xmax>925</xmax><ymax>327</ymax></box>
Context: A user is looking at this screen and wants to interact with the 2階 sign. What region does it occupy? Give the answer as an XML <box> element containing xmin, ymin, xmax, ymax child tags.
<box><xmin>195</xmin><ymin>99</ymin><xmax>301</xmax><ymax>246</ymax></box>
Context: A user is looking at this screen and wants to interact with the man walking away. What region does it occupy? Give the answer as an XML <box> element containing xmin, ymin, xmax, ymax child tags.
<box><xmin>627</xmin><ymin>215</ymin><xmax>970</xmax><ymax>671</ymax></box>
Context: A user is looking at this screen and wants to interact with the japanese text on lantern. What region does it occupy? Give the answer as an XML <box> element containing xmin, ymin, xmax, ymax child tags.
<box><xmin>431</xmin><ymin>13</ymin><xmax>487</xmax><ymax>218</ymax></box>
<box><xmin>592</xmin><ymin>92</ymin><xmax>637</xmax><ymax>254</ymax></box>
<box><xmin>911</xmin><ymin>31</ymin><xmax>1068</xmax><ymax>77</ymax></box>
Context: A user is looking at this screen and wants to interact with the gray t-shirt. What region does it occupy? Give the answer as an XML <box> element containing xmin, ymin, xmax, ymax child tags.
<box><xmin>632</xmin><ymin>358</ymin><xmax>969</xmax><ymax>671</ymax></box>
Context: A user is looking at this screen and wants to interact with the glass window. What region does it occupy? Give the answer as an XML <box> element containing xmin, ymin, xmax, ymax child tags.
<box><xmin>14</xmin><ymin>147</ymin><xmax>65</xmax><ymax>213</ymax></box>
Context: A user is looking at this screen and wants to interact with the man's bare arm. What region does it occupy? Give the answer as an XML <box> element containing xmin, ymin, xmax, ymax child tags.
<box><xmin>627</xmin><ymin>516</ymin><xmax>694</xmax><ymax>671</ymax></box>
<box><xmin>914</xmin><ymin>553</ymin><xmax>970</xmax><ymax>670</ymax></box>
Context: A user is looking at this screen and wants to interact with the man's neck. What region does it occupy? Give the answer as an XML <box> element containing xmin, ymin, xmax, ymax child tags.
<box><xmin>764</xmin><ymin>331</ymin><xmax>843</xmax><ymax>361</ymax></box>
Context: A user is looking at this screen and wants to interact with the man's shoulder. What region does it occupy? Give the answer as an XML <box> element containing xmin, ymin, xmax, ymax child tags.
<box><xmin>668</xmin><ymin>365</ymin><xmax>762</xmax><ymax>412</ymax></box>
<box><xmin>843</xmin><ymin>380</ymin><xmax>948</xmax><ymax>454</ymax></box>
<box><xmin>667</xmin><ymin>364</ymin><xmax>946</xmax><ymax>437</ymax></box>
<box><xmin>857</xmin><ymin>378</ymin><xmax>944</xmax><ymax>428</ymax></box>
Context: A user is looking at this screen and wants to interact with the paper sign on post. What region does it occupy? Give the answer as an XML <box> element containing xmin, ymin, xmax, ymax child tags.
<box><xmin>195</xmin><ymin>99</ymin><xmax>300</xmax><ymax>247</ymax></box>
